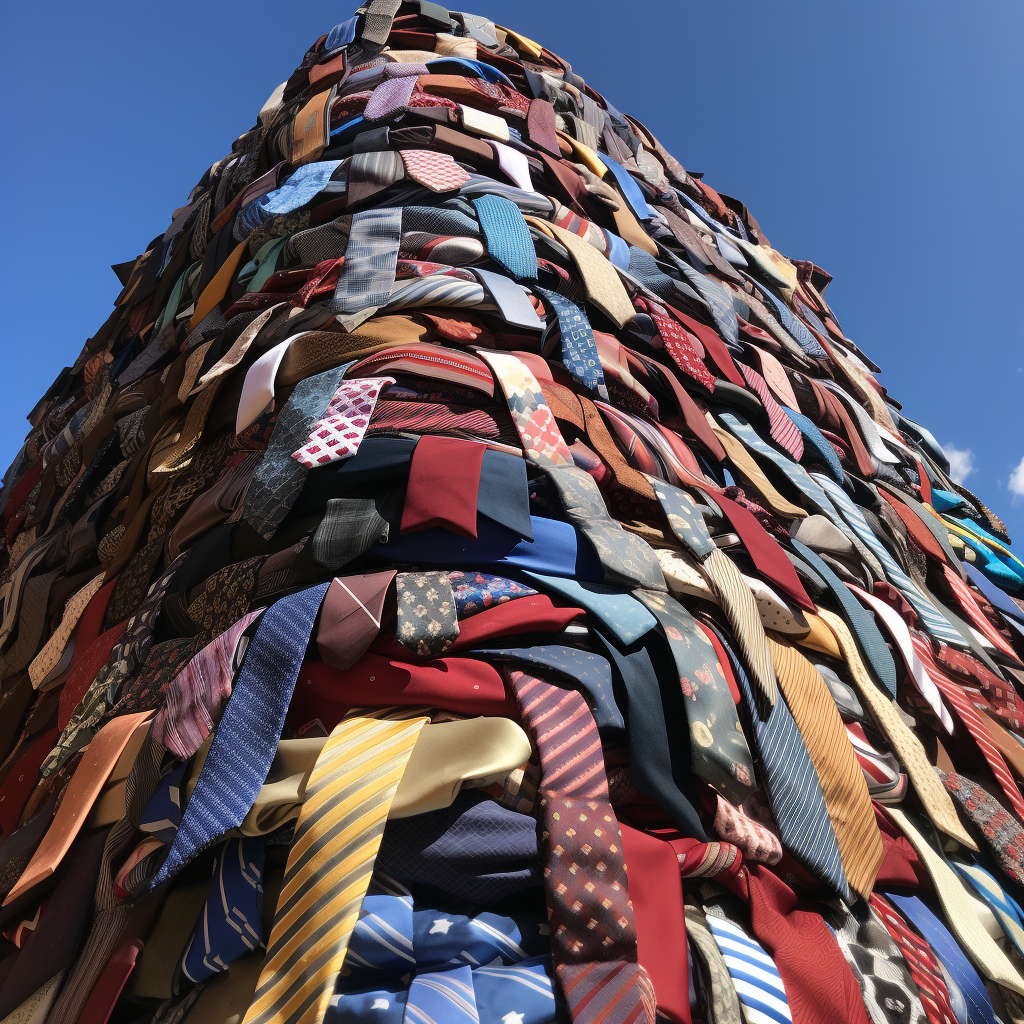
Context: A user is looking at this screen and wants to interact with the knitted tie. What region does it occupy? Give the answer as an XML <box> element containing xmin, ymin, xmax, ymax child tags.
<box><xmin>150</xmin><ymin>582</ymin><xmax>330</xmax><ymax>889</ymax></box>
<box><xmin>505</xmin><ymin>667</ymin><xmax>656</xmax><ymax>1024</ymax></box>
<box><xmin>243</xmin><ymin>715</ymin><xmax>427</xmax><ymax>1024</ymax></box>
<box><xmin>535</xmin><ymin>285</ymin><xmax>606</xmax><ymax>394</ymax></box>
<box><xmin>471</xmin><ymin>193</ymin><xmax>538</xmax><ymax>280</ymax></box>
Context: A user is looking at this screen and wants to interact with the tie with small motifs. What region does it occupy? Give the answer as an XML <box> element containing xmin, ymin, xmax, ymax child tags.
<box><xmin>505</xmin><ymin>667</ymin><xmax>656</xmax><ymax>1024</ymax></box>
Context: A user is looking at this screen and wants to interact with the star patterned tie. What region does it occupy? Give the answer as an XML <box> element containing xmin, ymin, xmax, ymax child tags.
<box><xmin>505</xmin><ymin>667</ymin><xmax>656</xmax><ymax>1024</ymax></box>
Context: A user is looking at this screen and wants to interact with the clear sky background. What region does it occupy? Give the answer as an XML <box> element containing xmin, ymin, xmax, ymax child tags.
<box><xmin>1</xmin><ymin>1</ymin><xmax>1022</xmax><ymax>540</ymax></box>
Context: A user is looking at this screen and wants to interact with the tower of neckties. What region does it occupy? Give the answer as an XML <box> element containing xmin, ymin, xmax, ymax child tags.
<box><xmin>3</xmin><ymin>5</ymin><xmax>1024</xmax><ymax>1024</ymax></box>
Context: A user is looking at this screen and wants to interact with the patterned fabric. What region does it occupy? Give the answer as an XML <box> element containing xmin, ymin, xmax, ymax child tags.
<box><xmin>292</xmin><ymin>377</ymin><xmax>394</xmax><ymax>467</ymax></box>
<box><xmin>738</xmin><ymin>363</ymin><xmax>804</xmax><ymax>461</ymax></box>
<box><xmin>447</xmin><ymin>572</ymin><xmax>537</xmax><ymax>617</ymax></box>
<box><xmin>400</xmin><ymin>149</ymin><xmax>471</xmax><ymax>192</ymax></box>
<box><xmin>395</xmin><ymin>571</ymin><xmax>460</xmax><ymax>656</ymax></box>
<box><xmin>713</xmin><ymin>796</ymin><xmax>783</xmax><ymax>865</ymax></box>
<box><xmin>332</xmin><ymin>207</ymin><xmax>403</xmax><ymax>330</ymax></box>
<box><xmin>535</xmin><ymin>286</ymin><xmax>606</xmax><ymax>393</ymax></box>
<box><xmin>640</xmin><ymin>297</ymin><xmax>716</xmax><ymax>391</ymax></box>
<box><xmin>471</xmin><ymin>194</ymin><xmax>539</xmax><ymax>281</ymax></box>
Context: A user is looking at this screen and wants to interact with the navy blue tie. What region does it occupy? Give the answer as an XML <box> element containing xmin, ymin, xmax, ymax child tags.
<box><xmin>535</xmin><ymin>285</ymin><xmax>606</xmax><ymax>394</ymax></box>
<box><xmin>150</xmin><ymin>582</ymin><xmax>330</xmax><ymax>888</ymax></box>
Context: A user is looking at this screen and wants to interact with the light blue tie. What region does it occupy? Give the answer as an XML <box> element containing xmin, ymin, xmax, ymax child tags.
<box><xmin>405</xmin><ymin>965</ymin><xmax>479</xmax><ymax>1023</ymax></box>
<box><xmin>471</xmin><ymin>193</ymin><xmax>537</xmax><ymax>281</ymax></box>
<box><xmin>781</xmin><ymin>405</ymin><xmax>844</xmax><ymax>481</ymax></box>
<box><xmin>150</xmin><ymin>582</ymin><xmax>330</xmax><ymax>889</ymax></box>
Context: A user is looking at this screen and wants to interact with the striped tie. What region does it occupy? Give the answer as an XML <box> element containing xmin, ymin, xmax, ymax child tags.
<box><xmin>405</xmin><ymin>965</ymin><xmax>479</xmax><ymax>1023</ymax></box>
<box><xmin>910</xmin><ymin>629</ymin><xmax>1024</xmax><ymax>820</ymax></box>
<box><xmin>765</xmin><ymin>637</ymin><xmax>883</xmax><ymax>899</ymax></box>
<box><xmin>818</xmin><ymin>610</ymin><xmax>976</xmax><ymax>849</ymax></box>
<box><xmin>704</xmin><ymin>913</ymin><xmax>793</xmax><ymax>1024</ymax></box>
<box><xmin>870</xmin><ymin>894</ymin><xmax>958</xmax><ymax>1024</ymax></box>
<box><xmin>243</xmin><ymin>715</ymin><xmax>427</xmax><ymax>1024</ymax></box>
<box><xmin>941</xmin><ymin>565</ymin><xmax>1021</xmax><ymax>660</ymax></box>
<box><xmin>505</xmin><ymin>667</ymin><xmax>656</xmax><ymax>1024</ymax></box>
<box><xmin>738</xmin><ymin>363</ymin><xmax>803</xmax><ymax>461</ymax></box>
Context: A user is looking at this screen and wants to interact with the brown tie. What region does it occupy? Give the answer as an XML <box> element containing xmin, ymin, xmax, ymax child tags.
<box><xmin>766</xmin><ymin>636</ymin><xmax>884</xmax><ymax>899</ymax></box>
<box><xmin>315</xmin><ymin>571</ymin><xmax>396</xmax><ymax>670</ymax></box>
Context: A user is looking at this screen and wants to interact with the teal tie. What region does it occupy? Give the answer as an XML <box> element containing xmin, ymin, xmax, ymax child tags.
<box><xmin>471</xmin><ymin>194</ymin><xmax>538</xmax><ymax>281</ymax></box>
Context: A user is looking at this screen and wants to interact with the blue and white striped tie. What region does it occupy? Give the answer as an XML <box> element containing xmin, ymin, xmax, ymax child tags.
<box><xmin>705</xmin><ymin>913</ymin><xmax>793</xmax><ymax>1024</ymax></box>
<box><xmin>405</xmin><ymin>965</ymin><xmax>480</xmax><ymax>1023</ymax></box>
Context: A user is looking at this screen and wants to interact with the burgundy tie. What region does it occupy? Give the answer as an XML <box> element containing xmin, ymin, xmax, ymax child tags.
<box><xmin>505</xmin><ymin>667</ymin><xmax>656</xmax><ymax>1024</ymax></box>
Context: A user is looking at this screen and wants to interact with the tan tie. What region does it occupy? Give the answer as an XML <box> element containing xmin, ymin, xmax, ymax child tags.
<box><xmin>818</xmin><ymin>610</ymin><xmax>976</xmax><ymax>850</ymax></box>
<box><xmin>766</xmin><ymin>636</ymin><xmax>884</xmax><ymax>898</ymax></box>
<box><xmin>887</xmin><ymin>805</ymin><xmax>1024</xmax><ymax>996</ymax></box>
<box><xmin>27</xmin><ymin>573</ymin><xmax>105</xmax><ymax>688</ymax></box>
<box><xmin>189</xmin><ymin>239</ymin><xmax>251</xmax><ymax>330</ymax></box>
<box><xmin>708</xmin><ymin>425</ymin><xmax>808</xmax><ymax>519</ymax></box>
<box><xmin>526</xmin><ymin>217</ymin><xmax>636</xmax><ymax>328</ymax></box>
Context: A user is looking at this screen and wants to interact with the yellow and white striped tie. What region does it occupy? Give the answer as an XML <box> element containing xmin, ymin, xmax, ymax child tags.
<box><xmin>243</xmin><ymin>715</ymin><xmax>428</xmax><ymax>1024</ymax></box>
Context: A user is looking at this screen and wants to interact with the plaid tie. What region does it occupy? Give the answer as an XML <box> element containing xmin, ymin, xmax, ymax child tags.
<box><xmin>506</xmin><ymin>667</ymin><xmax>656</xmax><ymax>1024</ymax></box>
<box><xmin>331</xmin><ymin>208</ymin><xmax>403</xmax><ymax>330</ymax></box>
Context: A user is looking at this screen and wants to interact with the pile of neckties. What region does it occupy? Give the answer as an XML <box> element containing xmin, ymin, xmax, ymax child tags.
<box><xmin>3</xmin><ymin>5</ymin><xmax>1024</xmax><ymax>1024</ymax></box>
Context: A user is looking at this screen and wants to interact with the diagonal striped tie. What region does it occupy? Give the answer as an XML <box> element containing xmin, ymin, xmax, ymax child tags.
<box><xmin>910</xmin><ymin>629</ymin><xmax>1024</xmax><ymax>820</ymax></box>
<box><xmin>738</xmin><ymin>363</ymin><xmax>803</xmax><ymax>461</ymax></box>
<box><xmin>242</xmin><ymin>715</ymin><xmax>428</xmax><ymax>1024</ymax></box>
<box><xmin>405</xmin><ymin>965</ymin><xmax>480</xmax><ymax>1023</ymax></box>
<box><xmin>765</xmin><ymin>636</ymin><xmax>884</xmax><ymax>899</ymax></box>
<box><xmin>704</xmin><ymin>912</ymin><xmax>793</xmax><ymax>1024</ymax></box>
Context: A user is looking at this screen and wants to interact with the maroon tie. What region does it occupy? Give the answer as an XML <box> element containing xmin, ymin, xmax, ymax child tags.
<box><xmin>400</xmin><ymin>435</ymin><xmax>484</xmax><ymax>538</ymax></box>
<box><xmin>505</xmin><ymin>667</ymin><xmax>656</xmax><ymax>1024</ymax></box>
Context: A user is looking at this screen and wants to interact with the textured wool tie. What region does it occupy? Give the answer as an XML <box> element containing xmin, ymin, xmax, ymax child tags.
<box><xmin>242</xmin><ymin>715</ymin><xmax>427</xmax><ymax>1024</ymax></box>
<box><xmin>707</xmin><ymin>621</ymin><xmax>850</xmax><ymax>901</ymax></box>
<box><xmin>241</xmin><ymin>363</ymin><xmax>353</xmax><ymax>541</ymax></box>
<box><xmin>150</xmin><ymin>582</ymin><xmax>330</xmax><ymax>889</ymax></box>
<box><xmin>870</xmin><ymin>894</ymin><xmax>958</xmax><ymax>1024</ymax></box>
<box><xmin>505</xmin><ymin>667</ymin><xmax>656</xmax><ymax>1024</ymax></box>
<box><xmin>765</xmin><ymin>636</ymin><xmax>883</xmax><ymax>899</ymax></box>
<box><xmin>535</xmin><ymin>285</ymin><xmax>607</xmax><ymax>394</ymax></box>
<box><xmin>817</xmin><ymin>609</ymin><xmax>976</xmax><ymax>848</ymax></box>
<box><xmin>472</xmin><ymin>193</ymin><xmax>538</xmax><ymax>280</ymax></box>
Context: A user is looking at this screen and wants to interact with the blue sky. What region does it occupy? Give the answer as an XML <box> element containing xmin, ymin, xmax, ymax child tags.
<box><xmin>1</xmin><ymin>1</ymin><xmax>1021</xmax><ymax>540</ymax></box>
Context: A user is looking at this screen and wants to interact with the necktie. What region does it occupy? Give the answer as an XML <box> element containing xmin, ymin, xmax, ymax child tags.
<box><xmin>823</xmin><ymin>900</ymin><xmax>926</xmax><ymax>1024</ymax></box>
<box><xmin>817</xmin><ymin>609</ymin><xmax>975</xmax><ymax>848</ymax></box>
<box><xmin>291</xmin><ymin>376</ymin><xmax>393</xmax><ymax>468</ymax></box>
<box><xmin>706</xmin><ymin>620</ymin><xmax>850</xmax><ymax>901</ymax></box>
<box><xmin>686</xmin><ymin>903</ymin><xmax>744</xmax><ymax>1024</ymax></box>
<box><xmin>448</xmin><ymin>571</ymin><xmax>537</xmax><ymax>617</ymax></box>
<box><xmin>535</xmin><ymin>286</ymin><xmax>606</xmax><ymax>393</ymax></box>
<box><xmin>394</xmin><ymin>571</ymin><xmax>459</xmax><ymax>656</ymax></box>
<box><xmin>150</xmin><ymin>582</ymin><xmax>330</xmax><ymax>890</ymax></box>
<box><xmin>241</xmin><ymin>363</ymin><xmax>353</xmax><ymax>541</ymax></box>
<box><xmin>910</xmin><ymin>630</ymin><xmax>1024</xmax><ymax>819</ymax></box>
<box><xmin>477</xmin><ymin>349</ymin><xmax>573</xmax><ymax>466</ymax></box>
<box><xmin>398</xmin><ymin>149</ymin><xmax>470</xmax><ymax>192</ymax></box>
<box><xmin>472</xmin><ymin>194</ymin><xmax>538</xmax><ymax>280</ymax></box>
<box><xmin>505</xmin><ymin>667</ymin><xmax>656</xmax><ymax>1024</ymax></box>
<box><xmin>942</xmin><ymin>565</ymin><xmax>1020</xmax><ymax>660</ymax></box>
<box><xmin>765</xmin><ymin>636</ymin><xmax>883</xmax><ymax>900</ymax></box>
<box><xmin>703</xmin><ymin>910</ymin><xmax>793</xmax><ymax>1024</ymax></box>
<box><xmin>316</xmin><ymin>571</ymin><xmax>395</xmax><ymax>671</ymax></box>
<box><xmin>635</xmin><ymin>589</ymin><xmax>757</xmax><ymax>806</ymax></box>
<box><xmin>331</xmin><ymin>208</ymin><xmax>403</xmax><ymax>331</ymax></box>
<box><xmin>364</xmin><ymin>75</ymin><xmax>418</xmax><ymax>121</ymax></box>
<box><xmin>405</xmin><ymin>965</ymin><xmax>479</xmax><ymax>1023</ymax></box>
<box><xmin>870</xmin><ymin>894</ymin><xmax>958</xmax><ymax>1024</ymax></box>
<box><xmin>150</xmin><ymin>610</ymin><xmax>263</xmax><ymax>761</ymax></box>
<box><xmin>738</xmin><ymin>364</ymin><xmax>804</xmax><ymax>461</ymax></box>
<box><xmin>242</xmin><ymin>715</ymin><xmax>427</xmax><ymax>1024</ymax></box>
<box><xmin>886</xmin><ymin>805</ymin><xmax>1024</xmax><ymax>997</ymax></box>
<box><xmin>640</xmin><ymin>297</ymin><xmax>717</xmax><ymax>391</ymax></box>
<box><xmin>547</xmin><ymin>464</ymin><xmax>665</xmax><ymax>590</ymax></box>
<box><xmin>781</xmin><ymin>405</ymin><xmax>844</xmax><ymax>481</ymax></box>
<box><xmin>27</xmin><ymin>573</ymin><xmax>105</xmax><ymax>689</ymax></box>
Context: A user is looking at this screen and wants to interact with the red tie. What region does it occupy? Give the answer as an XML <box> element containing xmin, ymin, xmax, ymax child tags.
<box><xmin>506</xmin><ymin>667</ymin><xmax>656</xmax><ymax>1024</ymax></box>
<box><xmin>400</xmin><ymin>435</ymin><xmax>485</xmax><ymax>537</ymax></box>
<box><xmin>911</xmin><ymin>629</ymin><xmax>1024</xmax><ymax>819</ymax></box>
<box><xmin>636</xmin><ymin>298</ymin><xmax>716</xmax><ymax>392</ymax></box>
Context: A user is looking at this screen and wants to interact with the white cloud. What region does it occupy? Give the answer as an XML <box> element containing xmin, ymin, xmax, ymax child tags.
<box><xmin>943</xmin><ymin>444</ymin><xmax>975</xmax><ymax>484</ymax></box>
<box><xmin>1009</xmin><ymin>456</ymin><xmax>1024</xmax><ymax>499</ymax></box>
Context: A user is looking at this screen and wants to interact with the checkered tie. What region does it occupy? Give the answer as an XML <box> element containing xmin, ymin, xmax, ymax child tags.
<box><xmin>399</xmin><ymin>149</ymin><xmax>470</xmax><ymax>192</ymax></box>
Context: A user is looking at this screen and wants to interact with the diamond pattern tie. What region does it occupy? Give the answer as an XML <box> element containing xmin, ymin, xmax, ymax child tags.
<box><xmin>869</xmin><ymin>894</ymin><xmax>958</xmax><ymax>1024</ymax></box>
<box><xmin>472</xmin><ymin>193</ymin><xmax>538</xmax><ymax>280</ymax></box>
<box><xmin>639</xmin><ymin>297</ymin><xmax>716</xmax><ymax>392</ymax></box>
<box><xmin>291</xmin><ymin>376</ymin><xmax>393</xmax><ymax>468</ymax></box>
<box><xmin>399</xmin><ymin>149</ymin><xmax>470</xmax><ymax>192</ymax></box>
<box><xmin>505</xmin><ymin>667</ymin><xmax>656</xmax><ymax>1024</ymax></box>
<box><xmin>242</xmin><ymin>715</ymin><xmax>427</xmax><ymax>1024</ymax></box>
<box><xmin>535</xmin><ymin>285</ymin><xmax>606</xmax><ymax>393</ymax></box>
<box><xmin>150</xmin><ymin>582</ymin><xmax>330</xmax><ymax>889</ymax></box>
<box><xmin>477</xmin><ymin>350</ymin><xmax>573</xmax><ymax>466</ymax></box>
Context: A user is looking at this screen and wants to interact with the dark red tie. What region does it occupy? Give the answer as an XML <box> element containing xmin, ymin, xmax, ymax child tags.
<box><xmin>400</xmin><ymin>435</ymin><xmax>484</xmax><ymax>537</ymax></box>
<box><xmin>506</xmin><ymin>667</ymin><xmax>656</xmax><ymax>1024</ymax></box>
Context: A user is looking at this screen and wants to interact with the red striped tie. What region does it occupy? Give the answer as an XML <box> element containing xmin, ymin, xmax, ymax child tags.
<box><xmin>911</xmin><ymin>629</ymin><xmax>1024</xmax><ymax>820</ymax></box>
<box><xmin>506</xmin><ymin>667</ymin><xmax>656</xmax><ymax>1024</ymax></box>
<box><xmin>738</xmin><ymin>362</ymin><xmax>804</xmax><ymax>460</ymax></box>
<box><xmin>870</xmin><ymin>894</ymin><xmax>958</xmax><ymax>1024</ymax></box>
<box><xmin>942</xmin><ymin>565</ymin><xmax>1022</xmax><ymax>661</ymax></box>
